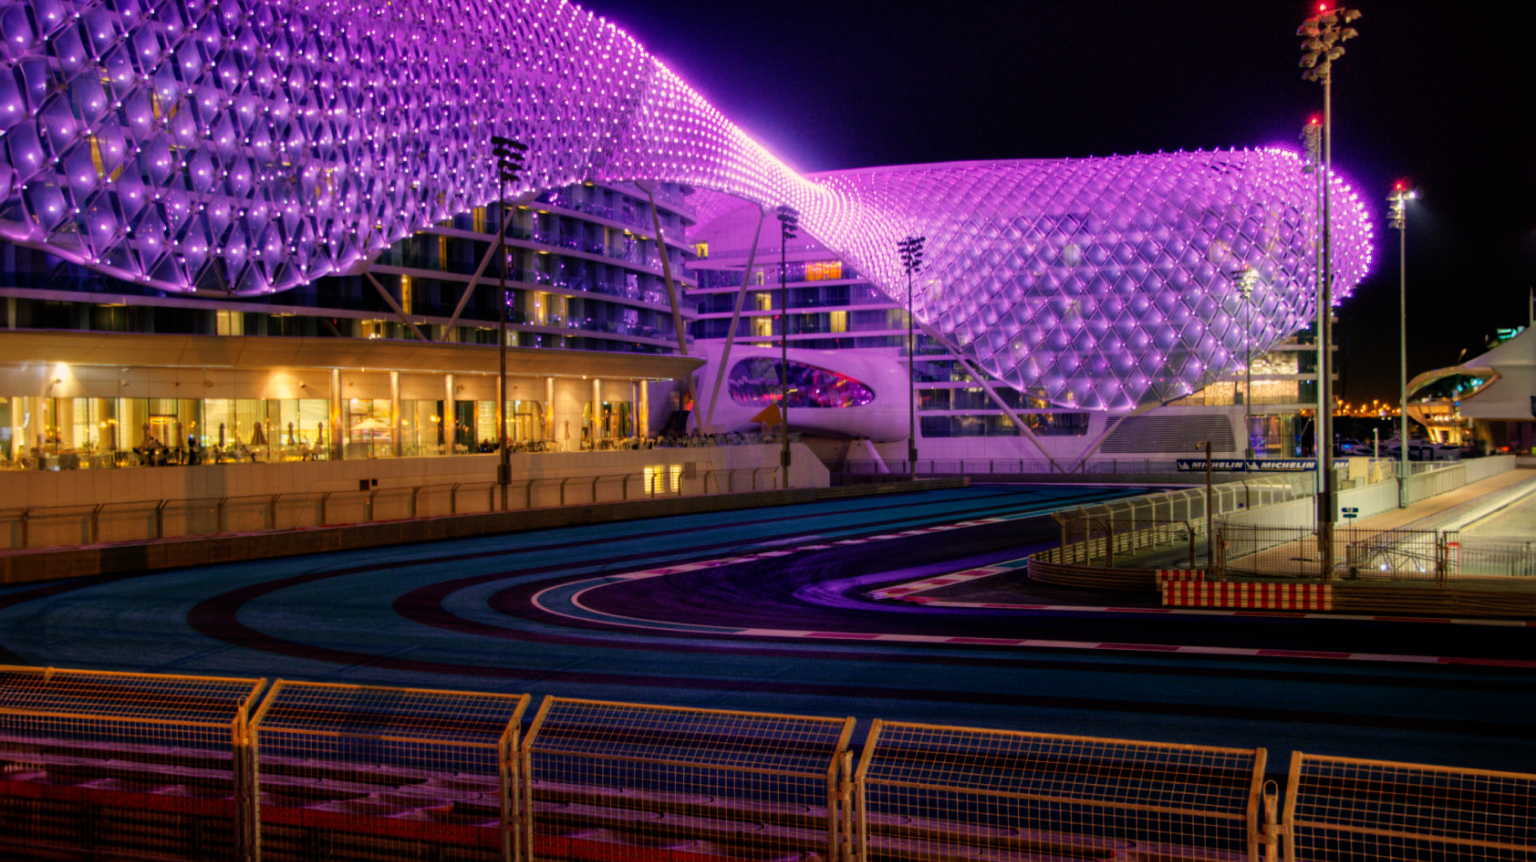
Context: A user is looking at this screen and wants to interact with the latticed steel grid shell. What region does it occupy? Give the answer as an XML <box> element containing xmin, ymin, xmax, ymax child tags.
<box><xmin>523</xmin><ymin>696</ymin><xmax>856</xmax><ymax>862</ymax></box>
<box><xmin>0</xmin><ymin>0</ymin><xmax>1373</xmax><ymax>409</ymax></box>
<box><xmin>248</xmin><ymin>679</ymin><xmax>530</xmax><ymax>862</ymax></box>
<box><xmin>1284</xmin><ymin>752</ymin><xmax>1535</xmax><ymax>862</ymax></box>
<box><xmin>0</xmin><ymin>665</ymin><xmax>266</xmax><ymax>860</ymax></box>
<box><xmin>816</xmin><ymin>153</ymin><xmax>1374</xmax><ymax>409</ymax></box>
<box><xmin>854</xmin><ymin>719</ymin><xmax>1269</xmax><ymax>862</ymax></box>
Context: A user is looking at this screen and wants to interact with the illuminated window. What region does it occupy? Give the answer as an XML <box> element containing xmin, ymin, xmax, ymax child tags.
<box><xmin>216</xmin><ymin>310</ymin><xmax>243</xmax><ymax>336</ymax></box>
<box><xmin>643</xmin><ymin>464</ymin><xmax>681</xmax><ymax>493</ymax></box>
<box><xmin>472</xmin><ymin>207</ymin><xmax>486</xmax><ymax>234</ymax></box>
<box><xmin>829</xmin><ymin>311</ymin><xmax>847</xmax><ymax>333</ymax></box>
<box><xmin>805</xmin><ymin>260</ymin><xmax>842</xmax><ymax>281</ymax></box>
<box><xmin>694</xmin><ymin>242</ymin><xmax>709</xmax><ymax>258</ymax></box>
<box><xmin>438</xmin><ymin>235</ymin><xmax>448</xmax><ymax>272</ymax></box>
<box><xmin>728</xmin><ymin>358</ymin><xmax>875</xmax><ymax>409</ymax></box>
<box><xmin>360</xmin><ymin>319</ymin><xmax>385</xmax><ymax>339</ymax></box>
<box><xmin>754</xmin><ymin>292</ymin><xmax>772</xmax><ymax>311</ymax></box>
<box><xmin>400</xmin><ymin>273</ymin><xmax>412</xmax><ymax>315</ymax></box>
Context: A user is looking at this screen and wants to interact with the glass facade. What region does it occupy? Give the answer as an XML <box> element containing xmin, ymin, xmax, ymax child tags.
<box><xmin>1</xmin><ymin>181</ymin><xmax>694</xmax><ymax>468</ymax></box>
<box><xmin>727</xmin><ymin>358</ymin><xmax>876</xmax><ymax>409</ymax></box>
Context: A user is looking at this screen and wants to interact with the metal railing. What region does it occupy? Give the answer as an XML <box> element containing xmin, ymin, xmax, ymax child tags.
<box><xmin>1219</xmin><ymin>524</ymin><xmax>1536</xmax><ymax>581</ymax></box>
<box><xmin>0</xmin><ymin>467</ymin><xmax>784</xmax><ymax>552</ymax></box>
<box><xmin>1041</xmin><ymin>475</ymin><xmax>1311</xmax><ymax>567</ymax></box>
<box><xmin>1</xmin><ymin>668</ymin><xmax>1531</xmax><ymax>862</ymax></box>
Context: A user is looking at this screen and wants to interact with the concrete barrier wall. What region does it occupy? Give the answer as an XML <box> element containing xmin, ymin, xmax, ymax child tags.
<box><xmin>1</xmin><ymin>444</ymin><xmax>830</xmax><ymax>510</ymax></box>
<box><xmin>1222</xmin><ymin>457</ymin><xmax>1515</xmax><ymax>530</ymax></box>
<box><xmin>1464</xmin><ymin>454</ymin><xmax>1516</xmax><ymax>483</ymax></box>
<box><xmin>0</xmin><ymin>444</ymin><xmax>830</xmax><ymax>551</ymax></box>
<box><xmin>0</xmin><ymin>477</ymin><xmax>964</xmax><ymax>585</ymax></box>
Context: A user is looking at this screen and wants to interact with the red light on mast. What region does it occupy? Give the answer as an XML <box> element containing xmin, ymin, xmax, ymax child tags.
<box><xmin>1308</xmin><ymin>115</ymin><xmax>1321</xmax><ymax>125</ymax></box>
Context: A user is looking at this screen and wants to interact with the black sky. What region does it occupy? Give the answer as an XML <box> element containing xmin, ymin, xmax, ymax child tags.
<box><xmin>579</xmin><ymin>0</ymin><xmax>1536</xmax><ymax>405</ymax></box>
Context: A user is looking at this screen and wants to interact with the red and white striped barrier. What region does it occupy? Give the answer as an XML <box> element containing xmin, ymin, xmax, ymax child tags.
<box><xmin>1155</xmin><ymin>569</ymin><xmax>1205</xmax><ymax>584</ymax></box>
<box><xmin>1162</xmin><ymin>581</ymin><xmax>1333</xmax><ymax>611</ymax></box>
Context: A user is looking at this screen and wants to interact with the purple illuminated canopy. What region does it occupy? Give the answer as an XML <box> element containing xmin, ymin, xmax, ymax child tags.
<box><xmin>0</xmin><ymin>0</ymin><xmax>1373</xmax><ymax>408</ymax></box>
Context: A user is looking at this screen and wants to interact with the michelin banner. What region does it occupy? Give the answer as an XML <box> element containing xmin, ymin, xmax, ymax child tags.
<box><xmin>1175</xmin><ymin>459</ymin><xmax>1317</xmax><ymax>472</ymax></box>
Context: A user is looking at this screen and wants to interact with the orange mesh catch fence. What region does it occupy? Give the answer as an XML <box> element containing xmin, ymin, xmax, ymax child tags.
<box><xmin>854</xmin><ymin>720</ymin><xmax>1270</xmax><ymax>862</ymax></box>
<box><xmin>523</xmin><ymin>697</ymin><xmax>856</xmax><ymax>862</ymax></box>
<box><xmin>249</xmin><ymin>680</ymin><xmax>530</xmax><ymax>862</ymax></box>
<box><xmin>0</xmin><ymin>666</ymin><xmax>266</xmax><ymax>861</ymax></box>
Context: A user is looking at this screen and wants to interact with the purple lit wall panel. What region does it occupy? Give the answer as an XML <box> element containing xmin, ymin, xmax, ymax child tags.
<box><xmin>0</xmin><ymin>0</ymin><xmax>1372</xmax><ymax>408</ymax></box>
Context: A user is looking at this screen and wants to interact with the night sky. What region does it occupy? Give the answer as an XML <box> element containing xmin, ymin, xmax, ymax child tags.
<box><xmin>578</xmin><ymin>0</ymin><xmax>1535</xmax><ymax>406</ymax></box>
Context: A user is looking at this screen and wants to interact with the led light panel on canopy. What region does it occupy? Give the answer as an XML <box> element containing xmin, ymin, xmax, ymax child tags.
<box><xmin>0</xmin><ymin>0</ymin><xmax>1372</xmax><ymax>409</ymax></box>
<box><xmin>814</xmin><ymin>152</ymin><xmax>1375</xmax><ymax>409</ymax></box>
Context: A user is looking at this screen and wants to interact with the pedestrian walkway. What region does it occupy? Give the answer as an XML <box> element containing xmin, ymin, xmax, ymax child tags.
<box><xmin>917</xmin><ymin>467</ymin><xmax>1536</xmax><ymax>619</ymax></box>
<box><xmin>1352</xmin><ymin>467</ymin><xmax>1536</xmax><ymax>533</ymax></box>
<box><xmin>1234</xmin><ymin>468</ymin><xmax>1536</xmax><ymax>579</ymax></box>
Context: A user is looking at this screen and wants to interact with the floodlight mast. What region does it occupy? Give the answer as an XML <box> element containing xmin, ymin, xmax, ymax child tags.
<box><xmin>775</xmin><ymin>205</ymin><xmax>800</xmax><ymax>488</ymax></box>
<box><xmin>490</xmin><ymin>135</ymin><xmax>527</xmax><ymax>510</ymax></box>
<box><xmin>899</xmin><ymin>236</ymin><xmax>926</xmax><ymax>479</ymax></box>
<box><xmin>1298</xmin><ymin>2</ymin><xmax>1361</xmax><ymax>580</ymax></box>
<box><xmin>1389</xmin><ymin>181</ymin><xmax>1416</xmax><ymax>508</ymax></box>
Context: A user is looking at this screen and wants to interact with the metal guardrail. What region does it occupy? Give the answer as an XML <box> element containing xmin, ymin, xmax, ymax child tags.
<box><xmin>0</xmin><ymin>466</ymin><xmax>784</xmax><ymax>552</ymax></box>
<box><xmin>1042</xmin><ymin>474</ymin><xmax>1310</xmax><ymax>568</ymax></box>
<box><xmin>1220</xmin><ymin>524</ymin><xmax>1536</xmax><ymax>581</ymax></box>
<box><xmin>3</xmin><ymin>669</ymin><xmax>1529</xmax><ymax>862</ymax></box>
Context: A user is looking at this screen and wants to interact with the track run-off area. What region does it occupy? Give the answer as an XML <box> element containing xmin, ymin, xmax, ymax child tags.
<box><xmin>1</xmin><ymin>484</ymin><xmax>1531</xmax><ymax>774</ymax></box>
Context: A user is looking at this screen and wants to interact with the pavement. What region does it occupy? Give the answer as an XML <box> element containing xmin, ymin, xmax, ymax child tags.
<box><xmin>1355</xmin><ymin>467</ymin><xmax>1536</xmax><ymax>533</ymax></box>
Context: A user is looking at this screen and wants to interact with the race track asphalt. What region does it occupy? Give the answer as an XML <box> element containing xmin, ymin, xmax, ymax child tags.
<box><xmin>1</xmin><ymin>484</ymin><xmax>1531</xmax><ymax>774</ymax></box>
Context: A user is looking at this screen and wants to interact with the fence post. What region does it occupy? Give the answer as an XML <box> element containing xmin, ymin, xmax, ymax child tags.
<box><xmin>319</xmin><ymin>492</ymin><xmax>330</xmax><ymax>526</ymax></box>
<box><xmin>559</xmin><ymin>477</ymin><xmax>570</xmax><ymax>506</ymax></box>
<box><xmin>1262</xmin><ymin>779</ymin><xmax>1281</xmax><ymax>862</ymax></box>
<box><xmin>269</xmin><ymin>493</ymin><xmax>280</xmax><ymax>530</ymax></box>
<box><xmin>1215</xmin><ymin>524</ymin><xmax>1225</xmax><ymax>582</ymax></box>
<box><xmin>155</xmin><ymin>500</ymin><xmax>167</xmax><ymax>539</ymax></box>
<box><xmin>410</xmin><ymin>486</ymin><xmax>419</xmax><ymax>519</ymax></box>
<box><xmin>215</xmin><ymin>497</ymin><xmax>227</xmax><ymax>534</ymax></box>
<box><xmin>366</xmin><ymin>489</ymin><xmax>378</xmax><ymax>522</ymax></box>
<box><xmin>19</xmin><ymin>508</ymin><xmax>29</xmax><ymax>548</ymax></box>
<box><xmin>90</xmin><ymin>504</ymin><xmax>103</xmax><ymax>544</ymax></box>
<box><xmin>450</xmin><ymin>483</ymin><xmax>461</xmax><ymax>515</ymax></box>
<box><xmin>233</xmin><ymin>706</ymin><xmax>259</xmax><ymax>862</ymax></box>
